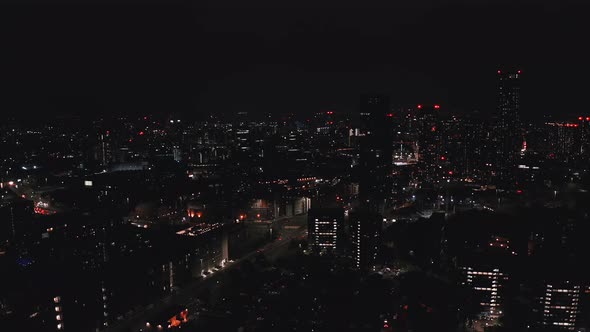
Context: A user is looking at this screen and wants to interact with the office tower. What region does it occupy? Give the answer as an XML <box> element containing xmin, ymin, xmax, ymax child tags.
<box><xmin>577</xmin><ymin>116</ymin><xmax>590</xmax><ymax>161</ymax></box>
<box><xmin>234</xmin><ymin>111</ymin><xmax>252</xmax><ymax>159</ymax></box>
<box><xmin>352</xmin><ymin>95</ymin><xmax>390</xmax><ymax>272</ymax></box>
<box><xmin>546</xmin><ymin>121</ymin><xmax>579</xmax><ymax>161</ymax></box>
<box><xmin>308</xmin><ymin>208</ymin><xmax>343</xmax><ymax>254</ymax></box>
<box><xmin>350</xmin><ymin>209</ymin><xmax>382</xmax><ymax>271</ymax></box>
<box><xmin>457</xmin><ymin>236</ymin><xmax>517</xmax><ymax>324</ymax></box>
<box><xmin>415</xmin><ymin>104</ymin><xmax>442</xmax><ymax>183</ymax></box>
<box><xmin>495</xmin><ymin>69</ymin><xmax>522</xmax><ymax>185</ymax></box>
<box><xmin>536</xmin><ymin>281</ymin><xmax>582</xmax><ymax>330</ymax></box>
<box><xmin>357</xmin><ymin>95</ymin><xmax>393</xmax><ymax>206</ymax></box>
<box><xmin>460</xmin><ymin>266</ymin><xmax>509</xmax><ymax>322</ymax></box>
<box><xmin>96</xmin><ymin>131</ymin><xmax>113</xmax><ymax>167</ymax></box>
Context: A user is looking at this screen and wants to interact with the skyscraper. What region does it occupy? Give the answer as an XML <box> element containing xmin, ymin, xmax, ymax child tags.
<box><xmin>350</xmin><ymin>209</ymin><xmax>382</xmax><ymax>271</ymax></box>
<box><xmin>352</xmin><ymin>95</ymin><xmax>391</xmax><ymax>271</ymax></box>
<box><xmin>357</xmin><ymin>95</ymin><xmax>393</xmax><ymax>206</ymax></box>
<box><xmin>415</xmin><ymin>104</ymin><xmax>442</xmax><ymax>184</ymax></box>
<box><xmin>495</xmin><ymin>69</ymin><xmax>522</xmax><ymax>185</ymax></box>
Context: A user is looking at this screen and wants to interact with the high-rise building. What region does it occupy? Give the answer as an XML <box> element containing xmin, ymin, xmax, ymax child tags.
<box><xmin>96</xmin><ymin>131</ymin><xmax>113</xmax><ymax>167</ymax></box>
<box><xmin>546</xmin><ymin>121</ymin><xmax>579</xmax><ymax>161</ymax></box>
<box><xmin>357</xmin><ymin>95</ymin><xmax>393</xmax><ymax>207</ymax></box>
<box><xmin>0</xmin><ymin>191</ymin><xmax>33</xmax><ymax>243</ymax></box>
<box><xmin>415</xmin><ymin>104</ymin><xmax>442</xmax><ymax>183</ymax></box>
<box><xmin>350</xmin><ymin>209</ymin><xmax>382</xmax><ymax>271</ymax></box>
<box><xmin>307</xmin><ymin>208</ymin><xmax>343</xmax><ymax>254</ymax></box>
<box><xmin>460</xmin><ymin>266</ymin><xmax>509</xmax><ymax>321</ymax></box>
<box><xmin>495</xmin><ymin>69</ymin><xmax>522</xmax><ymax>185</ymax></box>
<box><xmin>457</xmin><ymin>236</ymin><xmax>517</xmax><ymax>324</ymax></box>
<box><xmin>577</xmin><ymin>116</ymin><xmax>590</xmax><ymax>161</ymax></box>
<box><xmin>536</xmin><ymin>281</ymin><xmax>582</xmax><ymax>330</ymax></box>
<box><xmin>352</xmin><ymin>95</ymin><xmax>390</xmax><ymax>271</ymax></box>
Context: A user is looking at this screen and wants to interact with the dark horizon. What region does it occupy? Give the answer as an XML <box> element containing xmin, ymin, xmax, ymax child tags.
<box><xmin>2</xmin><ymin>0</ymin><xmax>590</xmax><ymax>118</ymax></box>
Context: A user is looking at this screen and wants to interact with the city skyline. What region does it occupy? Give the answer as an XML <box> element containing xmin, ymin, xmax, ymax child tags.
<box><xmin>2</xmin><ymin>1</ymin><xmax>590</xmax><ymax>332</ymax></box>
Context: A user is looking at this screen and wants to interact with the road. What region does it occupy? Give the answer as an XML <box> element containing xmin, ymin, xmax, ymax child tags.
<box><xmin>104</xmin><ymin>214</ymin><xmax>307</xmax><ymax>332</ymax></box>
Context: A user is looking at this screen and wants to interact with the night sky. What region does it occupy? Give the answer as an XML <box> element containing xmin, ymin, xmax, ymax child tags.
<box><xmin>2</xmin><ymin>0</ymin><xmax>589</xmax><ymax>118</ymax></box>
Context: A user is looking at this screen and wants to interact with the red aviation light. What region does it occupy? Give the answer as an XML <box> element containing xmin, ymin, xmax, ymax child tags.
<box><xmin>434</xmin><ymin>104</ymin><xmax>440</xmax><ymax>109</ymax></box>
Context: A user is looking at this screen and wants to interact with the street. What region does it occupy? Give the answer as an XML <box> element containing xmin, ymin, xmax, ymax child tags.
<box><xmin>104</xmin><ymin>214</ymin><xmax>307</xmax><ymax>332</ymax></box>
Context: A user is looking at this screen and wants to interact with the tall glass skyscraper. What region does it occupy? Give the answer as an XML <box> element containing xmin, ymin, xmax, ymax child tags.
<box><xmin>495</xmin><ymin>69</ymin><xmax>522</xmax><ymax>185</ymax></box>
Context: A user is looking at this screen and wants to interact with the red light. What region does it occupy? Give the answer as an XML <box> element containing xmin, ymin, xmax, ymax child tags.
<box><xmin>384</xmin><ymin>324</ymin><xmax>389</xmax><ymax>328</ymax></box>
<box><xmin>143</xmin><ymin>116</ymin><xmax>148</xmax><ymax>120</ymax></box>
<box><xmin>448</xmin><ymin>171</ymin><xmax>453</xmax><ymax>175</ymax></box>
<box><xmin>139</xmin><ymin>131</ymin><xmax>144</xmax><ymax>136</ymax></box>
<box><xmin>106</xmin><ymin>130</ymin><xmax>110</xmax><ymax>135</ymax></box>
<box><xmin>579</xmin><ymin>116</ymin><xmax>583</xmax><ymax>121</ymax></box>
<box><xmin>516</xmin><ymin>189</ymin><xmax>523</xmax><ymax>194</ymax></box>
<box><xmin>434</xmin><ymin>104</ymin><xmax>440</xmax><ymax>109</ymax></box>
<box><xmin>497</xmin><ymin>70</ymin><xmax>501</xmax><ymax>74</ymax></box>
<box><xmin>440</xmin><ymin>156</ymin><xmax>446</xmax><ymax>160</ymax></box>
<box><xmin>431</xmin><ymin>126</ymin><xmax>436</xmax><ymax>132</ymax></box>
<box><xmin>128</xmin><ymin>139</ymin><xmax>133</xmax><ymax>143</ymax></box>
<box><xmin>387</xmin><ymin>113</ymin><xmax>393</xmax><ymax>117</ymax></box>
<box><xmin>417</xmin><ymin>104</ymin><xmax>422</xmax><ymax>109</ymax></box>
<box><xmin>517</xmin><ymin>70</ymin><xmax>522</xmax><ymax>74</ymax></box>
<box><xmin>586</xmin><ymin>117</ymin><xmax>590</xmax><ymax>121</ymax></box>
<box><xmin>326</xmin><ymin>111</ymin><xmax>333</xmax><ymax>115</ymax></box>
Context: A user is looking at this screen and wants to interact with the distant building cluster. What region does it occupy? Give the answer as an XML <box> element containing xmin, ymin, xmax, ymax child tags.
<box><xmin>2</xmin><ymin>69</ymin><xmax>590</xmax><ymax>331</ymax></box>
